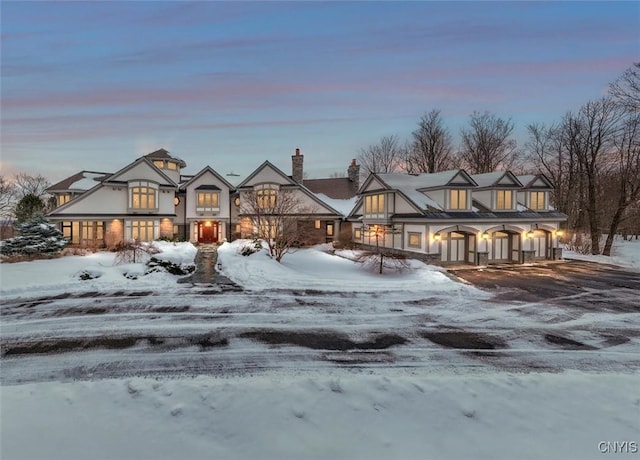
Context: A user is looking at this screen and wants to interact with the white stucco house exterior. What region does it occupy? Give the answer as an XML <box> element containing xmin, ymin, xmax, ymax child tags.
<box><xmin>234</xmin><ymin>151</ymin><xmax>354</xmax><ymax>244</ymax></box>
<box><xmin>46</xmin><ymin>148</ymin><xmax>566</xmax><ymax>266</ymax></box>
<box><xmin>348</xmin><ymin>169</ymin><xmax>567</xmax><ymax>265</ymax></box>
<box><xmin>46</xmin><ymin>149</ymin><xmax>233</xmax><ymax>246</ymax></box>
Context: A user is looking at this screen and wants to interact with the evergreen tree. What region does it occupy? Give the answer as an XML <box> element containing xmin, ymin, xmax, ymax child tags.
<box><xmin>14</xmin><ymin>193</ymin><xmax>45</xmax><ymax>224</ymax></box>
<box><xmin>0</xmin><ymin>215</ymin><xmax>68</xmax><ymax>255</ymax></box>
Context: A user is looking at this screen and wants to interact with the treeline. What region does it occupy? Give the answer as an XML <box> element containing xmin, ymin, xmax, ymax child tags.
<box><xmin>358</xmin><ymin>63</ymin><xmax>640</xmax><ymax>255</ymax></box>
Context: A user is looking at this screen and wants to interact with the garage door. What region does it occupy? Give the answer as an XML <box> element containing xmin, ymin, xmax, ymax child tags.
<box><xmin>492</xmin><ymin>231</ymin><xmax>509</xmax><ymax>262</ymax></box>
<box><xmin>532</xmin><ymin>231</ymin><xmax>548</xmax><ymax>259</ymax></box>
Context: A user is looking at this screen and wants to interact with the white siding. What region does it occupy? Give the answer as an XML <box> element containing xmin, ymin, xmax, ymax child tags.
<box><xmin>242</xmin><ymin>165</ymin><xmax>292</xmax><ymax>187</ymax></box>
<box><xmin>427</xmin><ymin>190</ymin><xmax>445</xmax><ymax>208</ymax></box>
<box><xmin>54</xmin><ymin>187</ymin><xmax>127</xmax><ymax>214</ymax></box>
<box><xmin>186</xmin><ymin>171</ymin><xmax>231</xmax><ymax>220</ymax></box>
<box><xmin>472</xmin><ymin>190</ymin><xmax>492</xmax><ymax>209</ymax></box>
<box><xmin>111</xmin><ymin>161</ymin><xmax>173</xmax><ymax>184</ymax></box>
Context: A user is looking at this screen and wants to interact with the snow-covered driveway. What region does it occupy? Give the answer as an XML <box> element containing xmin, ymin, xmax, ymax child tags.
<box><xmin>2</xmin><ymin>241</ymin><xmax>639</xmax><ymax>460</ymax></box>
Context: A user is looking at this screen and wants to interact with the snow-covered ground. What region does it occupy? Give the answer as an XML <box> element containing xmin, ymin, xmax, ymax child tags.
<box><xmin>2</xmin><ymin>239</ymin><xmax>639</xmax><ymax>460</ymax></box>
<box><xmin>3</xmin><ymin>371</ymin><xmax>638</xmax><ymax>460</ymax></box>
<box><xmin>0</xmin><ymin>241</ymin><xmax>197</xmax><ymax>298</ymax></box>
<box><xmin>564</xmin><ymin>237</ymin><xmax>640</xmax><ymax>270</ymax></box>
<box><xmin>216</xmin><ymin>240</ymin><xmax>466</xmax><ymax>293</ymax></box>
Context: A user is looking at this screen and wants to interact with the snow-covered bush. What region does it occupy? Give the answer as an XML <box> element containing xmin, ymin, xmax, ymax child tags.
<box><xmin>146</xmin><ymin>257</ymin><xmax>195</xmax><ymax>276</ymax></box>
<box><xmin>0</xmin><ymin>215</ymin><xmax>68</xmax><ymax>257</ymax></box>
<box><xmin>239</xmin><ymin>238</ymin><xmax>263</xmax><ymax>256</ymax></box>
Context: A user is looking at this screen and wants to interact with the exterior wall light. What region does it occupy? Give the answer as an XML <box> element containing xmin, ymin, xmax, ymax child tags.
<box><xmin>526</xmin><ymin>230</ymin><xmax>534</xmax><ymax>238</ymax></box>
<box><xmin>555</xmin><ymin>230</ymin><xmax>564</xmax><ymax>237</ymax></box>
<box><xmin>433</xmin><ymin>233</ymin><xmax>441</xmax><ymax>241</ymax></box>
<box><xmin>481</xmin><ymin>232</ymin><xmax>489</xmax><ymax>239</ymax></box>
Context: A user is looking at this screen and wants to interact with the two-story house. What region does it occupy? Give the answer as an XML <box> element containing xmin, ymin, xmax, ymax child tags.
<box><xmin>234</xmin><ymin>149</ymin><xmax>356</xmax><ymax>243</ymax></box>
<box><xmin>47</xmin><ymin>149</ymin><xmax>233</xmax><ymax>247</ymax></box>
<box><xmin>349</xmin><ymin>170</ymin><xmax>567</xmax><ymax>265</ymax></box>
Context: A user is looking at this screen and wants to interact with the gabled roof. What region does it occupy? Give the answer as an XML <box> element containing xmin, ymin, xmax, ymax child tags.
<box><xmin>304</xmin><ymin>177</ymin><xmax>358</xmax><ymax>200</ymax></box>
<box><xmin>47</xmin><ymin>170</ymin><xmax>111</xmax><ymax>192</ymax></box>
<box><xmin>195</xmin><ymin>184</ymin><xmax>221</xmax><ymax>191</ymax></box>
<box><xmin>144</xmin><ymin>148</ymin><xmax>187</xmax><ymax>168</ymax></box>
<box><xmin>104</xmin><ymin>156</ymin><xmax>179</xmax><ymax>187</ymax></box>
<box><xmin>236</xmin><ymin>161</ymin><xmax>297</xmax><ymax>188</ymax></box>
<box><xmin>516</xmin><ymin>173</ymin><xmax>554</xmax><ymax>189</ymax></box>
<box><xmin>180</xmin><ymin>165</ymin><xmax>235</xmax><ymax>191</ymax></box>
<box><xmin>238</xmin><ymin>161</ymin><xmax>346</xmax><ymax>216</ymax></box>
<box><xmin>471</xmin><ymin>171</ymin><xmax>524</xmax><ymax>188</ymax></box>
<box><xmin>359</xmin><ymin>169</ymin><xmax>479</xmax><ymax>213</ymax></box>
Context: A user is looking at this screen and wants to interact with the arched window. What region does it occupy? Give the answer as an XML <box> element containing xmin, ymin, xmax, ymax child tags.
<box><xmin>129</xmin><ymin>181</ymin><xmax>158</xmax><ymax>210</ymax></box>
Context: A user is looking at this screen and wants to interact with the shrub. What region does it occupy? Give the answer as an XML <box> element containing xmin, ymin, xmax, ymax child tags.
<box><xmin>146</xmin><ymin>257</ymin><xmax>195</xmax><ymax>276</ymax></box>
<box><xmin>113</xmin><ymin>240</ymin><xmax>160</xmax><ymax>265</ymax></box>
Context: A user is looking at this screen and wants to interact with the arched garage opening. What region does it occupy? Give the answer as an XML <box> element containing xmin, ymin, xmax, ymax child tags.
<box><xmin>531</xmin><ymin>228</ymin><xmax>552</xmax><ymax>260</ymax></box>
<box><xmin>485</xmin><ymin>225</ymin><xmax>524</xmax><ymax>264</ymax></box>
<box><xmin>437</xmin><ymin>225</ymin><xmax>479</xmax><ymax>265</ymax></box>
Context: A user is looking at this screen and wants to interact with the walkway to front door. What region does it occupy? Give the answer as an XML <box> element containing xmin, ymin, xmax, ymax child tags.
<box><xmin>178</xmin><ymin>245</ymin><xmax>241</xmax><ymax>291</ymax></box>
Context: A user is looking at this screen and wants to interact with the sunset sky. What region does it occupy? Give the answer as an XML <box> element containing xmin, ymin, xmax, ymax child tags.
<box><xmin>2</xmin><ymin>1</ymin><xmax>638</xmax><ymax>183</ymax></box>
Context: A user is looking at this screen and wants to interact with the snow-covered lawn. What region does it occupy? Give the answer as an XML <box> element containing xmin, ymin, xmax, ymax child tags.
<box><xmin>564</xmin><ymin>237</ymin><xmax>640</xmax><ymax>270</ymax></box>
<box><xmin>217</xmin><ymin>240</ymin><xmax>467</xmax><ymax>293</ymax></box>
<box><xmin>2</xmin><ymin>239</ymin><xmax>639</xmax><ymax>460</ymax></box>
<box><xmin>0</xmin><ymin>241</ymin><xmax>197</xmax><ymax>298</ymax></box>
<box><xmin>3</xmin><ymin>371</ymin><xmax>638</xmax><ymax>460</ymax></box>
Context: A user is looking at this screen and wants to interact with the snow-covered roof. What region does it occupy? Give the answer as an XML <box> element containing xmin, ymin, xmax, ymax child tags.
<box><xmin>71</xmin><ymin>172</ymin><xmax>108</xmax><ymax>191</ymax></box>
<box><xmin>313</xmin><ymin>193</ymin><xmax>358</xmax><ymax>216</ymax></box>
<box><xmin>470</xmin><ymin>171</ymin><xmax>523</xmax><ymax>188</ymax></box>
<box><xmin>47</xmin><ymin>171</ymin><xmax>111</xmax><ymax>192</ymax></box>
<box><xmin>375</xmin><ymin>173</ymin><xmax>454</xmax><ymax>211</ymax></box>
<box><xmin>378</xmin><ymin>170</ymin><xmax>463</xmax><ymax>190</ymax></box>
<box><xmin>517</xmin><ymin>175</ymin><xmax>536</xmax><ymax>187</ymax></box>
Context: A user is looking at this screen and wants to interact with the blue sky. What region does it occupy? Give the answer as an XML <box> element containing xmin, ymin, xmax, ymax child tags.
<box><xmin>2</xmin><ymin>1</ymin><xmax>638</xmax><ymax>183</ymax></box>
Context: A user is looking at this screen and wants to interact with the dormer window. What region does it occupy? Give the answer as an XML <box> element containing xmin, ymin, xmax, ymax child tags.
<box><xmin>57</xmin><ymin>194</ymin><xmax>71</xmax><ymax>207</ymax></box>
<box><xmin>449</xmin><ymin>189</ymin><xmax>468</xmax><ymax>210</ymax></box>
<box><xmin>530</xmin><ymin>191</ymin><xmax>546</xmax><ymax>210</ymax></box>
<box><xmin>495</xmin><ymin>190</ymin><xmax>513</xmax><ymax>210</ymax></box>
<box><xmin>152</xmin><ymin>159</ymin><xmax>180</xmax><ymax>172</ymax></box>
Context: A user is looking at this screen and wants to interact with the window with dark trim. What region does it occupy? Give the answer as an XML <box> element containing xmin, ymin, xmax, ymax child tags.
<box><xmin>408</xmin><ymin>232</ymin><xmax>422</xmax><ymax>248</ymax></box>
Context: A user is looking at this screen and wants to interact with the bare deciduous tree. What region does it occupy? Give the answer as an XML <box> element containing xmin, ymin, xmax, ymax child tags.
<box><xmin>0</xmin><ymin>176</ymin><xmax>17</xmax><ymax>219</ymax></box>
<box><xmin>609</xmin><ymin>62</ymin><xmax>640</xmax><ymax>113</ymax></box>
<box><xmin>14</xmin><ymin>173</ymin><xmax>50</xmax><ymax>200</ymax></box>
<box><xmin>357</xmin><ymin>135</ymin><xmax>402</xmax><ymax>177</ymax></box>
<box><xmin>404</xmin><ymin>109</ymin><xmax>454</xmax><ymax>173</ymax></box>
<box><xmin>240</xmin><ymin>188</ymin><xmax>315</xmax><ymax>262</ymax></box>
<box><xmin>602</xmin><ymin>113</ymin><xmax>640</xmax><ymax>255</ymax></box>
<box><xmin>459</xmin><ymin>111</ymin><xmax>519</xmax><ymax>174</ymax></box>
<box><xmin>575</xmin><ymin>97</ymin><xmax>624</xmax><ymax>254</ymax></box>
<box><xmin>0</xmin><ymin>176</ymin><xmax>18</xmax><ymax>239</ymax></box>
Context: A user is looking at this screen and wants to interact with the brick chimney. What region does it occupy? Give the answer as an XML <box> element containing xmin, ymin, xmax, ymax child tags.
<box><xmin>348</xmin><ymin>158</ymin><xmax>360</xmax><ymax>189</ymax></box>
<box><xmin>292</xmin><ymin>148</ymin><xmax>304</xmax><ymax>184</ymax></box>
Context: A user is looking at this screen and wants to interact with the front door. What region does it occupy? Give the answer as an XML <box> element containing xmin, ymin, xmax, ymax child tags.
<box><xmin>198</xmin><ymin>221</ymin><xmax>218</xmax><ymax>244</ymax></box>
